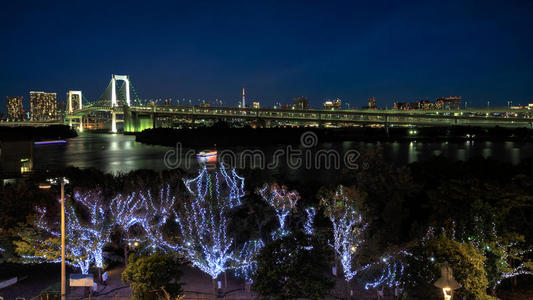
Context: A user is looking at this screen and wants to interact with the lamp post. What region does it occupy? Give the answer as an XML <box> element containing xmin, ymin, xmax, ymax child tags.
<box><xmin>434</xmin><ymin>261</ymin><xmax>461</xmax><ymax>300</ymax></box>
<box><xmin>39</xmin><ymin>177</ymin><xmax>69</xmax><ymax>300</ymax></box>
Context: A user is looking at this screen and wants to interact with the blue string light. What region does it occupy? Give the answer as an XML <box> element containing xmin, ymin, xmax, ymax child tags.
<box><xmin>176</xmin><ymin>165</ymin><xmax>246</xmax><ymax>279</ymax></box>
<box><xmin>257</xmin><ymin>184</ymin><xmax>299</xmax><ymax>239</ymax></box>
<box><xmin>31</xmin><ymin>190</ymin><xmax>112</xmax><ymax>274</ymax></box>
<box><xmin>304</xmin><ymin>207</ymin><xmax>316</xmax><ymax>235</ymax></box>
<box><xmin>320</xmin><ymin>185</ymin><xmax>367</xmax><ymax>281</ymax></box>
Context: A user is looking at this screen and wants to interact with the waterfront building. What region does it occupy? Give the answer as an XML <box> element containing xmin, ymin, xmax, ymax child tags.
<box><xmin>436</xmin><ymin>96</ymin><xmax>462</xmax><ymax>110</ymax></box>
<box><xmin>293</xmin><ymin>97</ymin><xmax>309</xmax><ymax>110</ymax></box>
<box><xmin>394</xmin><ymin>101</ymin><xmax>409</xmax><ymax>110</ymax></box>
<box><xmin>30</xmin><ymin>91</ymin><xmax>57</xmax><ymax>121</ymax></box>
<box><xmin>323</xmin><ymin>98</ymin><xmax>342</xmax><ymax>110</ymax></box>
<box><xmin>368</xmin><ymin>97</ymin><xmax>377</xmax><ymax>109</ymax></box>
<box><xmin>394</xmin><ymin>96</ymin><xmax>462</xmax><ymax>110</ymax></box>
<box><xmin>6</xmin><ymin>96</ymin><xmax>24</xmax><ymax>121</ymax></box>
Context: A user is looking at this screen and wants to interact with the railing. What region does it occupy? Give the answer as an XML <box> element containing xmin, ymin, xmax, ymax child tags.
<box><xmin>63</xmin><ymin>104</ymin><xmax>533</xmax><ymax>128</ymax></box>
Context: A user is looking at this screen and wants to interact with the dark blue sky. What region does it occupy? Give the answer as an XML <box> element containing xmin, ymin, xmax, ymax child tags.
<box><xmin>1</xmin><ymin>0</ymin><xmax>532</xmax><ymax>110</ymax></box>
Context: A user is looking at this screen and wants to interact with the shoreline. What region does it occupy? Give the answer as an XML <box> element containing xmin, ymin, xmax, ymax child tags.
<box><xmin>134</xmin><ymin>125</ymin><xmax>533</xmax><ymax>147</ymax></box>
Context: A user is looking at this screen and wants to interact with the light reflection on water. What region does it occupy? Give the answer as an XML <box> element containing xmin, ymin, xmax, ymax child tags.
<box><xmin>14</xmin><ymin>133</ymin><xmax>532</xmax><ymax>175</ymax></box>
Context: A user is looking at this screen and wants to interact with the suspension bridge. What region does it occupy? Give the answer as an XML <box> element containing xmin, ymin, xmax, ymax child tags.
<box><xmin>58</xmin><ymin>74</ymin><xmax>533</xmax><ymax>132</ymax></box>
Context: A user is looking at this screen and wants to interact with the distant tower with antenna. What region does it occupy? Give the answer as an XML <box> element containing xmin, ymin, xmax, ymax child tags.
<box><xmin>242</xmin><ymin>87</ymin><xmax>246</xmax><ymax>108</ymax></box>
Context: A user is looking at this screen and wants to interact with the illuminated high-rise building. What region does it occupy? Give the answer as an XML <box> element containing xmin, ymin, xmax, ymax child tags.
<box><xmin>6</xmin><ymin>96</ymin><xmax>24</xmax><ymax>121</ymax></box>
<box><xmin>293</xmin><ymin>96</ymin><xmax>309</xmax><ymax>110</ymax></box>
<box><xmin>436</xmin><ymin>96</ymin><xmax>462</xmax><ymax>110</ymax></box>
<box><xmin>368</xmin><ymin>96</ymin><xmax>377</xmax><ymax>109</ymax></box>
<box><xmin>30</xmin><ymin>91</ymin><xmax>57</xmax><ymax>121</ymax></box>
<box><xmin>242</xmin><ymin>87</ymin><xmax>246</xmax><ymax>108</ymax></box>
<box><xmin>252</xmin><ymin>101</ymin><xmax>260</xmax><ymax>109</ymax></box>
<box><xmin>323</xmin><ymin>98</ymin><xmax>341</xmax><ymax>110</ymax></box>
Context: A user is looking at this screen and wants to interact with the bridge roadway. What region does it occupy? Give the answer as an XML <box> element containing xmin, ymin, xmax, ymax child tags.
<box><xmin>70</xmin><ymin>105</ymin><xmax>533</xmax><ymax>130</ymax></box>
<box><xmin>0</xmin><ymin>121</ymin><xmax>64</xmax><ymax>127</ymax></box>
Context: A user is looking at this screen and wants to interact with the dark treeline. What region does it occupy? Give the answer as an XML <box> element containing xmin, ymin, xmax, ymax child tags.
<box><xmin>136</xmin><ymin>123</ymin><xmax>533</xmax><ymax>147</ymax></box>
<box><xmin>2</xmin><ymin>155</ymin><xmax>533</xmax><ymax>243</ymax></box>
<box><xmin>2</xmin><ymin>155</ymin><xmax>532</xmax><ymax>253</ymax></box>
<box><xmin>0</xmin><ymin>125</ymin><xmax>77</xmax><ymax>141</ymax></box>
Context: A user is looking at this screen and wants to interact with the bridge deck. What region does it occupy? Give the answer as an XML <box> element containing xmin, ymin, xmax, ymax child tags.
<box><xmin>67</xmin><ymin>105</ymin><xmax>533</xmax><ymax>128</ymax></box>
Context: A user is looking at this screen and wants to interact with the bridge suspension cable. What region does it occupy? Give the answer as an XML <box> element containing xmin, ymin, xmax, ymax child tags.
<box><xmin>128</xmin><ymin>79</ymin><xmax>143</xmax><ymax>105</ymax></box>
<box><xmin>95</xmin><ymin>80</ymin><xmax>113</xmax><ymax>107</ymax></box>
<box><xmin>93</xmin><ymin>75</ymin><xmax>142</xmax><ymax>107</ymax></box>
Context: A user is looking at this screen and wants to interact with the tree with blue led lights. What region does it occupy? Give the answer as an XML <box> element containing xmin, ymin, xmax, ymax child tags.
<box><xmin>257</xmin><ymin>183</ymin><xmax>300</xmax><ymax>239</ymax></box>
<box><xmin>137</xmin><ymin>184</ymin><xmax>180</xmax><ymax>252</ymax></box>
<box><xmin>16</xmin><ymin>190</ymin><xmax>113</xmax><ymax>275</ymax></box>
<box><xmin>174</xmin><ymin>166</ymin><xmax>246</xmax><ymax>294</ymax></box>
<box><xmin>110</xmin><ymin>191</ymin><xmax>146</xmax><ymax>264</ymax></box>
<box><xmin>319</xmin><ymin>185</ymin><xmax>367</xmax><ymax>282</ymax></box>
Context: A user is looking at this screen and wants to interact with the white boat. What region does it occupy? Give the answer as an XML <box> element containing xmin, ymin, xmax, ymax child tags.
<box><xmin>196</xmin><ymin>150</ymin><xmax>217</xmax><ymax>158</ymax></box>
<box><xmin>197</xmin><ymin>150</ymin><xmax>218</xmax><ymax>163</ymax></box>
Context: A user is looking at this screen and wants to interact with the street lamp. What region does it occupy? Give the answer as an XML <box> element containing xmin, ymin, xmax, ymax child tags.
<box><xmin>434</xmin><ymin>261</ymin><xmax>461</xmax><ymax>300</ymax></box>
<box><xmin>39</xmin><ymin>177</ymin><xmax>69</xmax><ymax>300</ymax></box>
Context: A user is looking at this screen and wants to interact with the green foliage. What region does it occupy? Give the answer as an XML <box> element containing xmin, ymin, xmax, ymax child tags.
<box><xmin>424</xmin><ymin>178</ymin><xmax>533</xmax><ymax>288</ymax></box>
<box><xmin>403</xmin><ymin>235</ymin><xmax>489</xmax><ymax>300</ymax></box>
<box><xmin>13</xmin><ymin>198</ymin><xmax>112</xmax><ymax>273</ymax></box>
<box><xmin>121</xmin><ymin>254</ymin><xmax>184</xmax><ymax>300</ymax></box>
<box><xmin>13</xmin><ymin>221</ymin><xmax>63</xmax><ymax>263</ymax></box>
<box><xmin>13</xmin><ymin>224</ymin><xmax>94</xmax><ymax>269</ymax></box>
<box><xmin>252</xmin><ymin>233</ymin><xmax>334</xmax><ymax>300</ymax></box>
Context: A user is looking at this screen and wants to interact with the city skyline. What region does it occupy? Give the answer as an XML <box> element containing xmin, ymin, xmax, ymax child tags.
<box><xmin>0</xmin><ymin>86</ymin><xmax>514</xmax><ymax>115</ymax></box>
<box><xmin>1</xmin><ymin>0</ymin><xmax>533</xmax><ymax>112</ymax></box>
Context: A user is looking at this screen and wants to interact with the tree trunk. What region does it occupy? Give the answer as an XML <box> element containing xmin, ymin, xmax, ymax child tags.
<box><xmin>212</xmin><ymin>277</ymin><xmax>218</xmax><ymax>299</ymax></box>
<box><xmin>224</xmin><ymin>271</ymin><xmax>228</xmax><ymax>288</ymax></box>
<box><xmin>123</xmin><ymin>245</ymin><xmax>128</xmax><ymax>266</ymax></box>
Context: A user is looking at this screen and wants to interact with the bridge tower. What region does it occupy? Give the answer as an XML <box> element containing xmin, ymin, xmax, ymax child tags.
<box><xmin>110</xmin><ymin>75</ymin><xmax>131</xmax><ymax>133</ymax></box>
<box><xmin>67</xmin><ymin>91</ymin><xmax>83</xmax><ymax>113</ymax></box>
<box><xmin>111</xmin><ymin>74</ymin><xmax>131</xmax><ymax>107</ymax></box>
<box><xmin>67</xmin><ymin>91</ymin><xmax>83</xmax><ymax>131</ymax></box>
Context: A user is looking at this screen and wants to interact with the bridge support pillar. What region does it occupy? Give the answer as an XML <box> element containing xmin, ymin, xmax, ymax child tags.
<box><xmin>123</xmin><ymin>107</ymin><xmax>133</xmax><ymax>132</ymax></box>
<box><xmin>69</xmin><ymin>118</ymin><xmax>72</xmax><ymax>128</ymax></box>
<box><xmin>124</xmin><ymin>111</ymin><xmax>154</xmax><ymax>132</ymax></box>
<box><xmin>111</xmin><ymin>112</ymin><xmax>117</xmax><ymax>133</ymax></box>
<box><xmin>79</xmin><ymin>116</ymin><xmax>83</xmax><ymax>132</ymax></box>
<box><xmin>317</xmin><ymin>113</ymin><xmax>323</xmax><ymax>128</ymax></box>
<box><xmin>385</xmin><ymin>115</ymin><xmax>389</xmax><ymax>137</ymax></box>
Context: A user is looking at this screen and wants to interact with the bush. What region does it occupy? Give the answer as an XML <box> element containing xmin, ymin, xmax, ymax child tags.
<box><xmin>122</xmin><ymin>254</ymin><xmax>183</xmax><ymax>300</ymax></box>
<box><xmin>402</xmin><ymin>235</ymin><xmax>489</xmax><ymax>300</ymax></box>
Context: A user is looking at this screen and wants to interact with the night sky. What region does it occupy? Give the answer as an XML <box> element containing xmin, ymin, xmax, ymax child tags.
<box><xmin>1</xmin><ymin>0</ymin><xmax>532</xmax><ymax>110</ymax></box>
